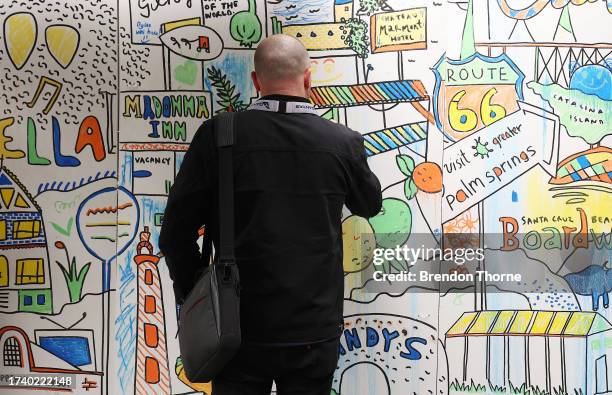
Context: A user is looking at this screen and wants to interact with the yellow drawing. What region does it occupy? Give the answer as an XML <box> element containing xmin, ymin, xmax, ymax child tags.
<box><xmin>25</xmin><ymin>76</ymin><xmax>63</xmax><ymax>115</ymax></box>
<box><xmin>175</xmin><ymin>357</ymin><xmax>212</xmax><ymax>394</ymax></box>
<box><xmin>311</xmin><ymin>59</ymin><xmax>344</xmax><ymax>84</ymax></box>
<box><xmin>3</xmin><ymin>12</ymin><xmax>37</xmax><ymax>70</ymax></box>
<box><xmin>342</xmin><ymin>215</ymin><xmax>375</xmax><ymax>273</ymax></box>
<box><xmin>281</xmin><ymin>22</ymin><xmax>349</xmax><ymax>51</ymax></box>
<box><xmin>14</xmin><ymin>193</ymin><xmax>30</xmax><ymax>209</ymax></box>
<box><xmin>0</xmin><ymin>188</ymin><xmax>15</xmax><ymax>208</ymax></box>
<box><xmin>370</xmin><ymin>8</ymin><xmax>427</xmax><ymax>53</ymax></box>
<box><xmin>45</xmin><ymin>25</ymin><xmax>80</xmax><ymax>68</ymax></box>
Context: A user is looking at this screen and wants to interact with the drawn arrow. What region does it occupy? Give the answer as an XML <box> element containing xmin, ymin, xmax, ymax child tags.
<box><xmin>440</xmin><ymin>101</ymin><xmax>560</xmax><ymax>222</ymax></box>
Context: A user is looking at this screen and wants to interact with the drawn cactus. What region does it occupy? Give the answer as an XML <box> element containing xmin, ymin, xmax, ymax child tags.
<box><xmin>230</xmin><ymin>0</ymin><xmax>262</xmax><ymax>48</ymax></box>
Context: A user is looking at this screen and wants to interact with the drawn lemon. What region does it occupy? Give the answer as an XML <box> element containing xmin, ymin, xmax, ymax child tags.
<box><xmin>342</xmin><ymin>215</ymin><xmax>375</xmax><ymax>273</ymax></box>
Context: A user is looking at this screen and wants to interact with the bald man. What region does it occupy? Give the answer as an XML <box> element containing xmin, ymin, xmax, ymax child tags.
<box><xmin>160</xmin><ymin>35</ymin><xmax>381</xmax><ymax>394</ymax></box>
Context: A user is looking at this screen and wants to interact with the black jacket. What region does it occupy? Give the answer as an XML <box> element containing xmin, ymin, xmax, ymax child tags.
<box><xmin>159</xmin><ymin>95</ymin><xmax>382</xmax><ymax>344</ymax></box>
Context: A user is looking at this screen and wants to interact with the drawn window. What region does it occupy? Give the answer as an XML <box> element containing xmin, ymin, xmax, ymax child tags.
<box><xmin>13</xmin><ymin>220</ymin><xmax>41</xmax><ymax>239</ymax></box>
<box><xmin>3</xmin><ymin>337</ymin><xmax>22</xmax><ymax>367</ymax></box>
<box><xmin>144</xmin><ymin>269</ymin><xmax>153</xmax><ymax>285</ymax></box>
<box><xmin>15</xmin><ymin>259</ymin><xmax>44</xmax><ymax>285</ymax></box>
<box><xmin>0</xmin><ymin>256</ymin><xmax>7</xmax><ymax>287</ymax></box>
<box><xmin>144</xmin><ymin>323</ymin><xmax>158</xmax><ymax>348</ymax></box>
<box><xmin>144</xmin><ymin>295</ymin><xmax>156</xmax><ymax>314</ymax></box>
<box><xmin>0</xmin><ymin>220</ymin><xmax>6</xmax><ymax>241</ymax></box>
<box><xmin>145</xmin><ymin>357</ymin><xmax>160</xmax><ymax>384</ymax></box>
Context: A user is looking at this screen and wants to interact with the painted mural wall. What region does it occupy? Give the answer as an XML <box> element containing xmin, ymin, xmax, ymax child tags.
<box><xmin>0</xmin><ymin>0</ymin><xmax>610</xmax><ymax>394</ymax></box>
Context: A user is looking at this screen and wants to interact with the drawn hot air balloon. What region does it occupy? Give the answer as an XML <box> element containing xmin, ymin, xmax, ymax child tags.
<box><xmin>45</xmin><ymin>24</ymin><xmax>80</xmax><ymax>69</ymax></box>
<box><xmin>3</xmin><ymin>12</ymin><xmax>37</xmax><ymax>70</ymax></box>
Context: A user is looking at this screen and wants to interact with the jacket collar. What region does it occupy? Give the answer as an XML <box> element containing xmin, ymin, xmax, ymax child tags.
<box><xmin>260</xmin><ymin>94</ymin><xmax>310</xmax><ymax>103</ymax></box>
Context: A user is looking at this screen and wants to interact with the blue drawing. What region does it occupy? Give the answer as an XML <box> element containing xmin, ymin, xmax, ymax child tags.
<box><xmin>569</xmin><ymin>64</ymin><xmax>612</xmax><ymax>101</ymax></box>
<box><xmin>39</xmin><ymin>336</ymin><xmax>92</xmax><ymax>366</ymax></box>
<box><xmin>564</xmin><ymin>262</ymin><xmax>611</xmax><ymax>310</ymax></box>
<box><xmin>268</xmin><ymin>0</ymin><xmax>333</xmax><ymax>25</ymax></box>
<box><xmin>36</xmin><ymin>170</ymin><xmax>116</xmax><ymax>196</ymax></box>
<box><xmin>132</xmin><ymin>170</ymin><xmax>152</xmax><ymax>178</ymax></box>
<box><xmin>114</xmin><ymin>253</ymin><xmax>137</xmax><ymax>392</ymax></box>
<box><xmin>52</xmin><ymin>117</ymin><xmax>81</xmax><ymax>167</ymax></box>
<box><xmin>76</xmin><ymin>186</ymin><xmax>139</xmax><ymax>291</ymax></box>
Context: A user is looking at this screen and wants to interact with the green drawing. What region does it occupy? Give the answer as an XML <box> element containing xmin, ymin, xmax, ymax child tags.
<box><xmin>321</xmin><ymin>108</ymin><xmax>340</xmax><ymax>123</ymax></box>
<box><xmin>51</xmin><ymin>217</ymin><xmax>74</xmax><ymax>236</ymax></box>
<box><xmin>449</xmin><ymin>378</ymin><xmax>584</xmax><ymax>395</ymax></box>
<box><xmin>342</xmin><ymin>18</ymin><xmax>369</xmax><ymax>59</ymax></box>
<box><xmin>270</xmin><ymin>16</ymin><xmax>282</xmax><ymax>35</ymax></box>
<box><xmin>54</xmin><ymin>241</ymin><xmax>90</xmax><ymax>303</ymax></box>
<box><xmin>174</xmin><ymin>60</ymin><xmax>198</xmax><ymax>85</ymax></box>
<box><xmin>395</xmin><ymin>154</ymin><xmax>418</xmax><ymax>200</ymax></box>
<box><xmin>356</xmin><ymin>0</ymin><xmax>392</xmax><ymax>16</ymax></box>
<box><xmin>27</xmin><ymin>117</ymin><xmax>51</xmax><ymax>165</ymax></box>
<box><xmin>230</xmin><ymin>0</ymin><xmax>262</xmax><ymax>48</ymax></box>
<box><xmin>18</xmin><ymin>289</ymin><xmax>52</xmax><ymax>314</ymax></box>
<box><xmin>90</xmin><ymin>232</ymin><xmax>129</xmax><ymax>242</ymax></box>
<box><xmin>471</xmin><ymin>137</ymin><xmax>492</xmax><ymax>159</ymax></box>
<box><xmin>368</xmin><ymin>197</ymin><xmax>412</xmax><ymax>249</ymax></box>
<box><xmin>207</xmin><ymin>66</ymin><xmax>248</xmax><ymax>113</ymax></box>
<box><xmin>558</xmin><ymin>6</ymin><xmax>575</xmax><ymax>38</ymax></box>
<box><xmin>528</xmin><ymin>81</ymin><xmax>612</xmax><ymax>146</ymax></box>
<box><xmin>460</xmin><ymin>0</ymin><xmax>476</xmax><ymax>60</ymax></box>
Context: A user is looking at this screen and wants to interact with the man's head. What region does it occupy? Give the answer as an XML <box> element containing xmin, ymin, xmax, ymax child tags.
<box><xmin>251</xmin><ymin>34</ymin><xmax>311</xmax><ymax>98</ymax></box>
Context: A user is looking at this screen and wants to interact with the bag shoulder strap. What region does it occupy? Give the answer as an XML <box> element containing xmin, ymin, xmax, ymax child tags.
<box><xmin>216</xmin><ymin>112</ymin><xmax>235</xmax><ymax>265</ymax></box>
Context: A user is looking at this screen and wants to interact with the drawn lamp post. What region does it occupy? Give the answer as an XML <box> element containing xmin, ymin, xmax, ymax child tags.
<box><xmin>76</xmin><ymin>186</ymin><xmax>139</xmax><ymax>394</ymax></box>
<box><xmin>427</xmin><ymin>0</ymin><xmax>560</xmax><ymax>310</ymax></box>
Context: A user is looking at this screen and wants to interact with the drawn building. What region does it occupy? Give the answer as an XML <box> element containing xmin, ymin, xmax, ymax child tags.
<box><xmin>334</xmin><ymin>0</ymin><xmax>354</xmax><ymax>21</ymax></box>
<box><xmin>446</xmin><ymin>310</ymin><xmax>612</xmax><ymax>395</ymax></box>
<box><xmin>133</xmin><ymin>227</ymin><xmax>171</xmax><ymax>394</ymax></box>
<box><xmin>0</xmin><ymin>326</ymin><xmax>102</xmax><ymax>393</ymax></box>
<box><xmin>0</xmin><ymin>164</ymin><xmax>52</xmax><ymax>314</ymax></box>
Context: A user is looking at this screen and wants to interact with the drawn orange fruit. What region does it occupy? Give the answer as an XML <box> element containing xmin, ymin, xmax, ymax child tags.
<box><xmin>412</xmin><ymin>162</ymin><xmax>443</xmax><ymax>193</ymax></box>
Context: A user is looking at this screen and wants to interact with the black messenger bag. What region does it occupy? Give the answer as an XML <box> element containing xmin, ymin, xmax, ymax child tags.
<box><xmin>177</xmin><ymin>112</ymin><xmax>241</xmax><ymax>382</ymax></box>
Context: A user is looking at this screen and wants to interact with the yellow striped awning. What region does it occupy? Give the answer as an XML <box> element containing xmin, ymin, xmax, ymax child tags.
<box><xmin>446</xmin><ymin>310</ymin><xmax>612</xmax><ymax>338</ymax></box>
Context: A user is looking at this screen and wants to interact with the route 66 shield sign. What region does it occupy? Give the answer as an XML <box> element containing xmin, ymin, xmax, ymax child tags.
<box><xmin>431</xmin><ymin>52</ymin><xmax>525</xmax><ymax>141</ymax></box>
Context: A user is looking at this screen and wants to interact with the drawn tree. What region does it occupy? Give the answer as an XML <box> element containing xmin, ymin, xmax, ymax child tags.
<box><xmin>356</xmin><ymin>0</ymin><xmax>393</xmax><ymax>15</ymax></box>
<box><xmin>342</xmin><ymin>18</ymin><xmax>369</xmax><ymax>59</ymax></box>
<box><xmin>206</xmin><ymin>66</ymin><xmax>248</xmax><ymax>113</ymax></box>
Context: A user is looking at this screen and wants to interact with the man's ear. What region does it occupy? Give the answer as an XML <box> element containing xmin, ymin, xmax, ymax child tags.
<box><xmin>251</xmin><ymin>71</ymin><xmax>261</xmax><ymax>92</ymax></box>
<box><xmin>304</xmin><ymin>68</ymin><xmax>312</xmax><ymax>95</ymax></box>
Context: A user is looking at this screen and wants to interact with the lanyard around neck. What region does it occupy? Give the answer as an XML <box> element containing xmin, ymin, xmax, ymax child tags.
<box><xmin>247</xmin><ymin>99</ymin><xmax>318</xmax><ymax>115</ymax></box>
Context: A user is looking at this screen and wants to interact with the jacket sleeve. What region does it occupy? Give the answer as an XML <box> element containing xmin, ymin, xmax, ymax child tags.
<box><xmin>345</xmin><ymin>134</ymin><xmax>383</xmax><ymax>218</ymax></box>
<box><xmin>159</xmin><ymin>121</ymin><xmax>212</xmax><ymax>304</ymax></box>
